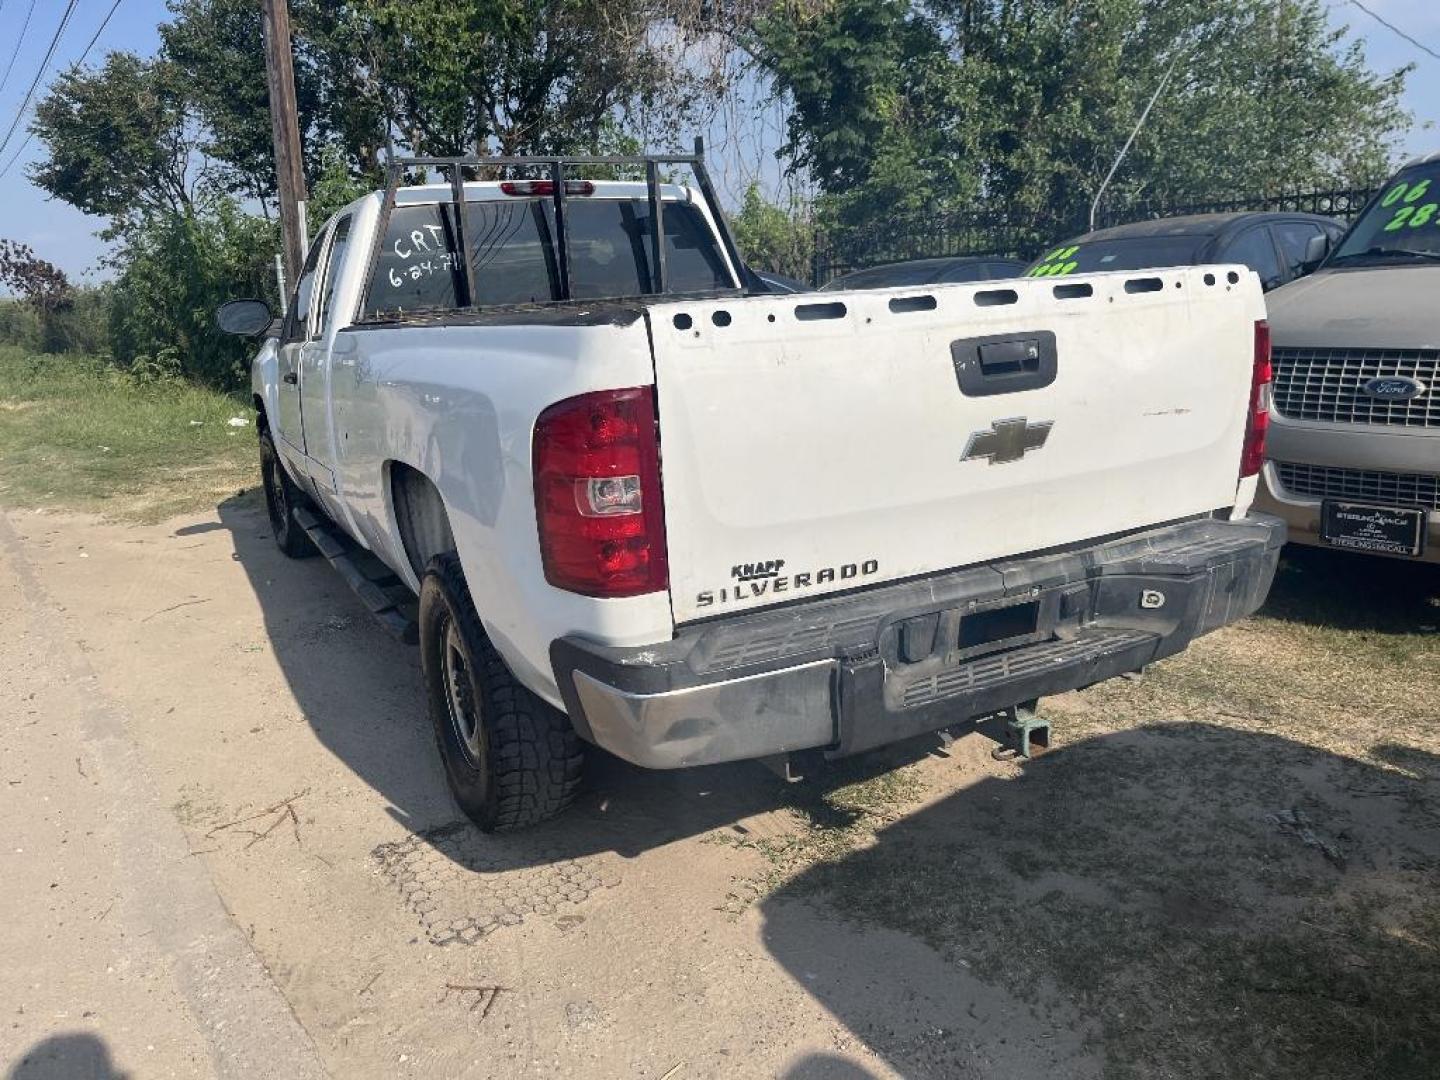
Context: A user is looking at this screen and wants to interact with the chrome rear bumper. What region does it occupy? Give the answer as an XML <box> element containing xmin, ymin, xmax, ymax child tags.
<box><xmin>551</xmin><ymin>515</ymin><xmax>1285</xmax><ymax>769</ymax></box>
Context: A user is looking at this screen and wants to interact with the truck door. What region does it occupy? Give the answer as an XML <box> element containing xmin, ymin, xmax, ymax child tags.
<box><xmin>299</xmin><ymin>212</ymin><xmax>352</xmax><ymax>489</ymax></box>
<box><xmin>276</xmin><ymin>230</ymin><xmax>327</xmax><ymax>456</ymax></box>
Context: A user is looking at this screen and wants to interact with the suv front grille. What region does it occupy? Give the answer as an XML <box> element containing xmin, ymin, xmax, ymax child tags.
<box><xmin>1271</xmin><ymin>347</ymin><xmax>1440</xmax><ymax>427</ymax></box>
<box><xmin>1274</xmin><ymin>461</ymin><xmax>1440</xmax><ymax>511</ymax></box>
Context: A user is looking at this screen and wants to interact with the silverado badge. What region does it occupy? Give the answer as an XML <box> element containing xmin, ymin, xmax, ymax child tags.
<box><xmin>961</xmin><ymin>417</ymin><xmax>1054</xmax><ymax>465</ymax></box>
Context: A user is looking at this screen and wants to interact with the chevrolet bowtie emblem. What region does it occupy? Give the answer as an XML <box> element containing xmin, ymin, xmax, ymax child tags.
<box><xmin>961</xmin><ymin>417</ymin><xmax>1054</xmax><ymax>465</ymax></box>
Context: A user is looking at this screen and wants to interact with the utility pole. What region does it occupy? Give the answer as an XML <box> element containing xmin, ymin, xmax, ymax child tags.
<box><xmin>261</xmin><ymin>0</ymin><xmax>308</xmax><ymax>285</ymax></box>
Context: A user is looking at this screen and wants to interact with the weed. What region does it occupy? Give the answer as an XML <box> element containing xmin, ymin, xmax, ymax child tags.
<box><xmin>0</xmin><ymin>346</ymin><xmax>257</xmax><ymax>522</ymax></box>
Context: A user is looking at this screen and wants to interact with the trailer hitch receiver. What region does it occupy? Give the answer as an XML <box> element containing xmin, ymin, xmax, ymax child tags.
<box><xmin>989</xmin><ymin>701</ymin><xmax>1050</xmax><ymax>761</ymax></box>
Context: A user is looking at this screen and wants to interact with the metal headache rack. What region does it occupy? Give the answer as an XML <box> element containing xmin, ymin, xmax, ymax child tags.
<box><xmin>362</xmin><ymin>137</ymin><xmax>748</xmax><ymax>315</ymax></box>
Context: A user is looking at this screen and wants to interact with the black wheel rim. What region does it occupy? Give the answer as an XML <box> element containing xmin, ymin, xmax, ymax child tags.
<box><xmin>440</xmin><ymin>614</ymin><xmax>484</xmax><ymax>770</ymax></box>
<box><xmin>265</xmin><ymin>450</ymin><xmax>288</xmax><ymax>536</ymax></box>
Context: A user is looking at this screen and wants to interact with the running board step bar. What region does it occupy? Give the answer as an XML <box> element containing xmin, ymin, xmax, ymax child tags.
<box><xmin>292</xmin><ymin>507</ymin><xmax>418</xmax><ymax>645</ymax></box>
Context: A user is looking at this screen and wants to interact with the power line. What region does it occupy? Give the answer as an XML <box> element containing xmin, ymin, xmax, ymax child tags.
<box><xmin>0</xmin><ymin>0</ymin><xmax>125</xmax><ymax>180</ymax></box>
<box><xmin>67</xmin><ymin>0</ymin><xmax>126</xmax><ymax>71</ymax></box>
<box><xmin>0</xmin><ymin>0</ymin><xmax>39</xmax><ymax>96</ymax></box>
<box><xmin>0</xmin><ymin>0</ymin><xmax>80</xmax><ymax>161</ymax></box>
<box><xmin>1347</xmin><ymin>0</ymin><xmax>1440</xmax><ymax>63</ymax></box>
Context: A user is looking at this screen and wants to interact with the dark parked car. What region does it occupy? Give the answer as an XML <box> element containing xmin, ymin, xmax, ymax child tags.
<box><xmin>819</xmin><ymin>255</ymin><xmax>1029</xmax><ymax>291</ymax></box>
<box><xmin>752</xmin><ymin>269</ymin><xmax>811</xmax><ymax>293</ymax></box>
<box><xmin>1025</xmin><ymin>212</ymin><xmax>1347</xmax><ymax>291</ymax></box>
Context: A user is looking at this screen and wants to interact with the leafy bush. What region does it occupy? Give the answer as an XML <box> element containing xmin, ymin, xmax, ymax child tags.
<box><xmin>730</xmin><ymin>184</ymin><xmax>815</xmax><ymax>282</ymax></box>
<box><xmin>48</xmin><ymin>285</ymin><xmax>111</xmax><ymax>355</ymax></box>
<box><xmin>0</xmin><ymin>286</ymin><xmax>112</xmax><ymax>355</ymax></box>
<box><xmin>0</xmin><ymin>299</ymin><xmax>42</xmax><ymax>350</ymax></box>
<box><xmin>108</xmin><ymin>199</ymin><xmax>280</xmax><ymax>391</ymax></box>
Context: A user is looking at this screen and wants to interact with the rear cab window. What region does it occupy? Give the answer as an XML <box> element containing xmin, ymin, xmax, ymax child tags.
<box><xmin>365</xmin><ymin>194</ymin><xmax>734</xmax><ymax>317</ymax></box>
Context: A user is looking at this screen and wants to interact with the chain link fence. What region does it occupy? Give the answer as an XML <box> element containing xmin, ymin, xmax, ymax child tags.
<box><xmin>809</xmin><ymin>185</ymin><xmax>1380</xmax><ymax>286</ymax></box>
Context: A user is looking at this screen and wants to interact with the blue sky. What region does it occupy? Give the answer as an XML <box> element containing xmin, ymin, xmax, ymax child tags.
<box><xmin>1</xmin><ymin>0</ymin><xmax>1439</xmax><ymax>280</ymax></box>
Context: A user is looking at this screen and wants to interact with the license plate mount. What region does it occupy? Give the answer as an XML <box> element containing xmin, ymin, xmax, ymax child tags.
<box><xmin>1319</xmin><ymin>499</ymin><xmax>1427</xmax><ymax>558</ymax></box>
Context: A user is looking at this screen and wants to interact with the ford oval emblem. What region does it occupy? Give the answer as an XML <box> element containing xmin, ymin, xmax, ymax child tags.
<box><xmin>1362</xmin><ymin>376</ymin><xmax>1426</xmax><ymax>402</ymax></box>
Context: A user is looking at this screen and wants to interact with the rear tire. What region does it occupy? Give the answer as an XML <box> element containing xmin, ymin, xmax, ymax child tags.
<box><xmin>418</xmin><ymin>553</ymin><xmax>584</xmax><ymax>831</ymax></box>
<box><xmin>259</xmin><ymin>430</ymin><xmax>316</xmax><ymax>558</ymax></box>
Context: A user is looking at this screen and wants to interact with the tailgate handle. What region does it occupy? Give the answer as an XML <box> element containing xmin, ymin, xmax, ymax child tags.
<box><xmin>952</xmin><ymin>331</ymin><xmax>1057</xmax><ymax>397</ymax></box>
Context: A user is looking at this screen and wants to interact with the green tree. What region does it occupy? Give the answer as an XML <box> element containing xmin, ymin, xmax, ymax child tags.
<box><xmin>306</xmin><ymin>144</ymin><xmax>372</xmax><ymax>227</ymax></box>
<box><xmin>28</xmin><ymin>52</ymin><xmax>202</xmax><ymax>226</ymax></box>
<box><xmin>158</xmin><ymin>0</ymin><xmax>729</xmax><ymax>204</ymax></box>
<box><xmin>730</xmin><ymin>184</ymin><xmax>815</xmax><ymax>280</ymax></box>
<box><xmin>754</xmin><ymin>0</ymin><xmax>1411</xmax><ymax>233</ymax></box>
<box><xmin>751</xmin><ymin>0</ymin><xmax>974</xmax><ymax>224</ymax></box>
<box><xmin>160</xmin><ymin>0</ymin><xmax>333</xmax><ymax>203</ymax></box>
<box><xmin>106</xmin><ymin>201</ymin><xmax>279</xmax><ymax>388</ymax></box>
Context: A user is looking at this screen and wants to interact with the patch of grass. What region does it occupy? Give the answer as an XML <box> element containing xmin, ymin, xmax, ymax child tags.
<box><xmin>766</xmin><ymin>724</ymin><xmax>1440</xmax><ymax>1079</ymax></box>
<box><xmin>0</xmin><ymin>346</ymin><xmax>257</xmax><ymax>522</ymax></box>
<box><xmin>735</xmin><ymin>551</ymin><xmax>1440</xmax><ymax>1079</ymax></box>
<box><xmin>709</xmin><ymin>757</ymin><xmax>929</xmax><ymax>891</ymax></box>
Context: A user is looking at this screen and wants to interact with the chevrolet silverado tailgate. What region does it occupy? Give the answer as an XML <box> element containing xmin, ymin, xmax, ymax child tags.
<box><xmin>649</xmin><ymin>266</ymin><xmax>1266</xmax><ymax>625</ymax></box>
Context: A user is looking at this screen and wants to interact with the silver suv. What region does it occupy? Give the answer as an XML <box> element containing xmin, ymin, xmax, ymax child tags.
<box><xmin>1257</xmin><ymin>152</ymin><xmax>1440</xmax><ymax>564</ymax></box>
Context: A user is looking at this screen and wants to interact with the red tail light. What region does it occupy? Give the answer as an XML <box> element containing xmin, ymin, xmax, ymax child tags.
<box><xmin>533</xmin><ymin>387</ymin><xmax>668</xmax><ymax>597</ymax></box>
<box><xmin>499</xmin><ymin>180</ymin><xmax>594</xmax><ymax>197</ymax></box>
<box><xmin>1241</xmin><ymin>319</ymin><xmax>1272</xmax><ymax>478</ymax></box>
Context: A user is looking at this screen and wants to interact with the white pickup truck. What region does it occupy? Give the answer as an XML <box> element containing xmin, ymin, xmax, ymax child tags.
<box><xmin>217</xmin><ymin>150</ymin><xmax>1285</xmax><ymax>831</ymax></box>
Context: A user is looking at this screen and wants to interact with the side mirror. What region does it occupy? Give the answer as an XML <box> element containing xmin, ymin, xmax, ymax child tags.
<box><xmin>1299</xmin><ymin>232</ymin><xmax>1330</xmax><ymax>273</ymax></box>
<box><xmin>215</xmin><ymin>299</ymin><xmax>276</xmax><ymax>338</ymax></box>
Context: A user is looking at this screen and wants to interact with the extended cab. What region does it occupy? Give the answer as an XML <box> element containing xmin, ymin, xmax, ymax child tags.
<box><xmin>218</xmin><ymin>150</ymin><xmax>1285</xmax><ymax>831</ymax></box>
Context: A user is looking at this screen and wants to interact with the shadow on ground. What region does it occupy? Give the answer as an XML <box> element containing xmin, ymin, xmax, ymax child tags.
<box><xmin>214</xmin><ymin>494</ymin><xmax>944</xmax><ymax>872</ymax></box>
<box><xmin>6</xmin><ymin>1033</ymin><xmax>129</xmax><ymax>1080</ymax></box>
<box><xmin>759</xmin><ymin>726</ymin><xmax>1440</xmax><ymax>1080</ymax></box>
<box><xmin>1259</xmin><ymin>544</ymin><xmax>1440</xmax><ymax>633</ymax></box>
<box><xmin>218</xmin><ymin>491</ymin><xmax>1440</xmax><ymax>1075</ymax></box>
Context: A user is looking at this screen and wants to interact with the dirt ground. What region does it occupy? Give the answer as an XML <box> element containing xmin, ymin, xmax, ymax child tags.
<box><xmin>1</xmin><ymin>495</ymin><xmax>1437</xmax><ymax>1080</ymax></box>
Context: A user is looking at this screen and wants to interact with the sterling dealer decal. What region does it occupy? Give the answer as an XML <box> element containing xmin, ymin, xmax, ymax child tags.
<box><xmin>696</xmin><ymin>557</ymin><xmax>880</xmax><ymax>608</ymax></box>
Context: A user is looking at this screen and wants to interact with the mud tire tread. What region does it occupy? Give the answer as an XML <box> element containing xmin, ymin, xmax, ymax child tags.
<box><xmin>419</xmin><ymin>553</ymin><xmax>583</xmax><ymax>831</ymax></box>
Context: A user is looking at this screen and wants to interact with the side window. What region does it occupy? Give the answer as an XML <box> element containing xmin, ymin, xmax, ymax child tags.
<box><xmin>938</xmin><ymin>261</ymin><xmax>995</xmax><ymax>284</ymax></box>
<box><xmin>317</xmin><ymin>214</ymin><xmax>353</xmax><ymax>335</ymax></box>
<box><xmin>282</xmin><ymin>231</ymin><xmax>328</xmax><ymax>342</ymax></box>
<box><xmin>1272</xmin><ymin>221</ymin><xmax>1325</xmax><ymax>278</ymax></box>
<box><xmin>1223</xmin><ymin>227</ymin><xmax>1283</xmax><ymax>289</ymax></box>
